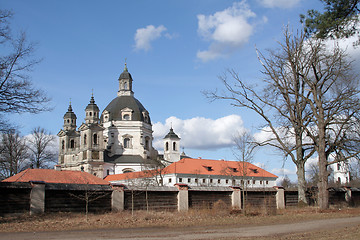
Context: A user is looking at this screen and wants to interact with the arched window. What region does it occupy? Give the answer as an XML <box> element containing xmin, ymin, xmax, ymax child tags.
<box><xmin>93</xmin><ymin>133</ymin><xmax>98</xmax><ymax>145</ymax></box>
<box><xmin>70</xmin><ymin>139</ymin><xmax>75</xmax><ymax>149</ymax></box>
<box><xmin>123</xmin><ymin>168</ymin><xmax>134</xmax><ymax>173</ymax></box>
<box><xmin>123</xmin><ymin>114</ymin><xmax>130</xmax><ymax>120</ymax></box>
<box><xmin>124</xmin><ymin>138</ymin><xmax>131</xmax><ymax>148</ymax></box>
<box><xmin>124</xmin><ymin>82</ymin><xmax>128</xmax><ymax>90</ymax></box>
<box><xmin>61</xmin><ymin>140</ymin><xmax>65</xmax><ymax>150</ymax></box>
<box><xmin>145</xmin><ymin>137</ymin><xmax>150</xmax><ymax>150</ymax></box>
<box><xmin>84</xmin><ymin>134</ymin><xmax>87</xmax><ymax>145</ymax></box>
<box><xmin>173</xmin><ymin>142</ymin><xmax>176</xmax><ymax>151</ymax></box>
<box><xmin>165</xmin><ymin>142</ymin><xmax>169</xmax><ymax>151</ymax></box>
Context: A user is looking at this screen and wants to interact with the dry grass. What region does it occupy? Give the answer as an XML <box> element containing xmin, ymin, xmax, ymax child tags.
<box><xmin>0</xmin><ymin>206</ymin><xmax>360</xmax><ymax>233</ymax></box>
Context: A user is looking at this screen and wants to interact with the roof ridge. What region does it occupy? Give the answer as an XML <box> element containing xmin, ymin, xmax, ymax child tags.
<box><xmin>14</xmin><ymin>168</ymin><xmax>30</xmax><ymax>182</ymax></box>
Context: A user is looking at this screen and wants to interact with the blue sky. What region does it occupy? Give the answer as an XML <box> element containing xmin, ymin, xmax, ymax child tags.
<box><xmin>3</xmin><ymin>0</ymin><xmax>356</xmax><ymax>181</ymax></box>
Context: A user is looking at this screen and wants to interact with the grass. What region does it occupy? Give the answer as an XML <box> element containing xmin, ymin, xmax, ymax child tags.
<box><xmin>0</xmin><ymin>206</ymin><xmax>360</xmax><ymax>233</ymax></box>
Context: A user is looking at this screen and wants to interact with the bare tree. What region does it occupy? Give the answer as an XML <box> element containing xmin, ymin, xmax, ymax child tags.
<box><xmin>299</xmin><ymin>37</ymin><xmax>360</xmax><ymax>209</ymax></box>
<box><xmin>205</xmin><ymin>28</ymin><xmax>315</xmax><ymax>204</ymax></box>
<box><xmin>232</xmin><ymin>131</ymin><xmax>256</xmax><ymax>212</ymax></box>
<box><xmin>69</xmin><ymin>183</ymin><xmax>111</xmax><ymax>222</ymax></box>
<box><xmin>205</xmin><ymin>27</ymin><xmax>360</xmax><ymax>209</ymax></box>
<box><xmin>280</xmin><ymin>175</ymin><xmax>294</xmax><ymax>189</ymax></box>
<box><xmin>26</xmin><ymin>127</ymin><xmax>57</xmax><ymax>169</ymax></box>
<box><xmin>0</xmin><ymin>9</ymin><xmax>51</xmax><ymax>131</ymax></box>
<box><xmin>0</xmin><ymin>130</ymin><xmax>28</xmax><ymax>179</ymax></box>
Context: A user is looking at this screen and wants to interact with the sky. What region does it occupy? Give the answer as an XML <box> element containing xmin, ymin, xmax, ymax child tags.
<box><xmin>2</xmin><ymin>0</ymin><xmax>359</xmax><ymax>182</ymax></box>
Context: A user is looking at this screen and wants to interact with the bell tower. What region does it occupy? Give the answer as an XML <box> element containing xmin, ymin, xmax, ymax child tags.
<box><xmin>63</xmin><ymin>102</ymin><xmax>77</xmax><ymax>131</ymax></box>
<box><xmin>117</xmin><ymin>63</ymin><xmax>134</xmax><ymax>97</ymax></box>
<box><xmin>163</xmin><ymin>127</ymin><xmax>181</xmax><ymax>163</ymax></box>
<box><xmin>85</xmin><ymin>94</ymin><xmax>100</xmax><ymax>124</ymax></box>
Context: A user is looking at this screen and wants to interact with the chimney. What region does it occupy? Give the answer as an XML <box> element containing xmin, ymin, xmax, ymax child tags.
<box><xmin>54</xmin><ymin>165</ymin><xmax>61</xmax><ymax>171</ymax></box>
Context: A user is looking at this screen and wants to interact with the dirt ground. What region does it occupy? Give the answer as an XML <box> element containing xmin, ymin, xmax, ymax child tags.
<box><xmin>1</xmin><ymin>207</ymin><xmax>360</xmax><ymax>239</ymax></box>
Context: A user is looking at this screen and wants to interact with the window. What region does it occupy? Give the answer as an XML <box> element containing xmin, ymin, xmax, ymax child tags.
<box><xmin>338</xmin><ymin>177</ymin><xmax>341</xmax><ymax>183</ymax></box>
<box><xmin>165</xmin><ymin>142</ymin><xmax>169</xmax><ymax>151</ymax></box>
<box><xmin>210</xmin><ymin>179</ymin><xmax>213</xmax><ymax>183</ymax></box>
<box><xmin>124</xmin><ymin>138</ymin><xmax>131</xmax><ymax>148</ymax></box>
<box><xmin>250</xmin><ymin>168</ymin><xmax>258</xmax><ymax>173</ymax></box>
<box><xmin>179</xmin><ymin>178</ymin><xmax>182</xmax><ymax>183</ymax></box>
<box><xmin>218</xmin><ymin>179</ymin><xmax>221</xmax><ymax>184</ymax></box>
<box><xmin>123</xmin><ymin>114</ymin><xmax>130</xmax><ymax>120</ymax></box>
<box><xmin>253</xmin><ymin>180</ymin><xmax>256</xmax><ymax>184</ymax></box>
<box><xmin>232</xmin><ymin>179</ymin><xmax>235</xmax><ymax>185</ymax></box>
<box><xmin>145</xmin><ymin>137</ymin><xmax>150</xmax><ymax>150</ymax></box>
<box><xmin>260</xmin><ymin>181</ymin><xmax>263</xmax><ymax>185</ymax></box>
<box><xmin>123</xmin><ymin>168</ymin><xmax>134</xmax><ymax>173</ymax></box>
<box><xmin>337</xmin><ymin>163</ymin><xmax>341</xmax><ymax>171</ymax></box>
<box><xmin>195</xmin><ymin>178</ymin><xmax>198</xmax><ymax>183</ymax></box>
<box><xmin>173</xmin><ymin>142</ymin><xmax>176</xmax><ymax>151</ymax></box>
<box><xmin>61</xmin><ymin>140</ymin><xmax>65</xmax><ymax>150</ymax></box>
<box><xmin>84</xmin><ymin>134</ymin><xmax>87</xmax><ymax>145</ymax></box>
<box><xmin>107</xmin><ymin>169</ymin><xmax>110</xmax><ymax>176</ymax></box>
<box><xmin>188</xmin><ymin>178</ymin><xmax>191</xmax><ymax>183</ymax></box>
<box><xmin>70</xmin><ymin>139</ymin><xmax>75</xmax><ymax>149</ymax></box>
<box><xmin>203</xmin><ymin>166</ymin><xmax>213</xmax><ymax>171</ymax></box>
<box><xmin>89</xmin><ymin>112</ymin><xmax>92</xmax><ymax>116</ymax></box>
<box><xmin>93</xmin><ymin>134</ymin><xmax>98</xmax><ymax>145</ymax></box>
<box><xmin>124</xmin><ymin>82</ymin><xmax>128</xmax><ymax>90</ymax></box>
<box><xmin>266</xmin><ymin>181</ymin><xmax>269</xmax><ymax>185</ymax></box>
<box><xmin>169</xmin><ymin>178</ymin><xmax>172</xmax><ymax>183</ymax></box>
<box><xmin>226</xmin><ymin>179</ymin><xmax>229</xmax><ymax>184</ymax></box>
<box><xmin>202</xmin><ymin>179</ymin><xmax>206</xmax><ymax>183</ymax></box>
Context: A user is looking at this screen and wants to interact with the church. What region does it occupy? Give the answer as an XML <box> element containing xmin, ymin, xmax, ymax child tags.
<box><xmin>57</xmin><ymin>64</ymin><xmax>181</xmax><ymax>178</ymax></box>
<box><xmin>57</xmin><ymin>65</ymin><xmax>278</xmax><ymax>188</ymax></box>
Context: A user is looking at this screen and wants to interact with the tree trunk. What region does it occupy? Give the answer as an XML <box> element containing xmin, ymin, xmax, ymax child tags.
<box><xmin>317</xmin><ymin>124</ymin><xmax>329</xmax><ymax>209</ymax></box>
<box><xmin>296</xmin><ymin>161</ymin><xmax>307</xmax><ymax>204</ymax></box>
<box><xmin>294</xmin><ymin>132</ymin><xmax>308</xmax><ymax>204</ymax></box>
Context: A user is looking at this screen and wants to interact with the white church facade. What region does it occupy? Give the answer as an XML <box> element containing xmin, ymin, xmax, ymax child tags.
<box><xmin>57</xmin><ymin>65</ymin><xmax>180</xmax><ymax>178</ymax></box>
<box><xmin>57</xmin><ymin>65</ymin><xmax>278</xmax><ymax>188</ymax></box>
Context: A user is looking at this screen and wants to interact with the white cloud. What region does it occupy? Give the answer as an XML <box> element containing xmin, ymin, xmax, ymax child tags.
<box><xmin>196</xmin><ymin>1</ymin><xmax>258</xmax><ymax>62</ymax></box>
<box><xmin>258</xmin><ymin>0</ymin><xmax>300</xmax><ymax>9</ymax></box>
<box><xmin>134</xmin><ymin>25</ymin><xmax>167</xmax><ymax>51</ymax></box>
<box><xmin>153</xmin><ymin>115</ymin><xmax>247</xmax><ymax>151</ymax></box>
<box><xmin>271</xmin><ymin>168</ymin><xmax>296</xmax><ymax>175</ymax></box>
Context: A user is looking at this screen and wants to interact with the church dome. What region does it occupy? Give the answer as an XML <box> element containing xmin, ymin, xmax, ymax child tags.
<box><xmin>85</xmin><ymin>95</ymin><xmax>99</xmax><ymax>112</ymax></box>
<box><xmin>119</xmin><ymin>70</ymin><xmax>132</xmax><ymax>80</ymax></box>
<box><xmin>101</xmin><ymin>96</ymin><xmax>151</xmax><ymax>123</ymax></box>
<box><xmin>164</xmin><ymin>128</ymin><xmax>180</xmax><ymax>139</ymax></box>
<box><xmin>63</xmin><ymin>104</ymin><xmax>77</xmax><ymax>119</ymax></box>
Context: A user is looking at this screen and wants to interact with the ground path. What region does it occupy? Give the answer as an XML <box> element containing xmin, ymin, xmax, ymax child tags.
<box><xmin>1</xmin><ymin>216</ymin><xmax>360</xmax><ymax>240</ymax></box>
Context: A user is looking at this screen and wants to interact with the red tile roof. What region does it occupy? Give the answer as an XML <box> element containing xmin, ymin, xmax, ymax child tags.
<box><xmin>104</xmin><ymin>158</ymin><xmax>277</xmax><ymax>181</ymax></box>
<box><xmin>2</xmin><ymin>169</ymin><xmax>110</xmax><ymax>185</ymax></box>
<box><xmin>105</xmin><ymin>169</ymin><xmax>158</xmax><ymax>182</ymax></box>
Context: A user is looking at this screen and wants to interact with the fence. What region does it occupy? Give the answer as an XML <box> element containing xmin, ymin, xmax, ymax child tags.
<box><xmin>0</xmin><ymin>182</ymin><xmax>358</xmax><ymax>216</ymax></box>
